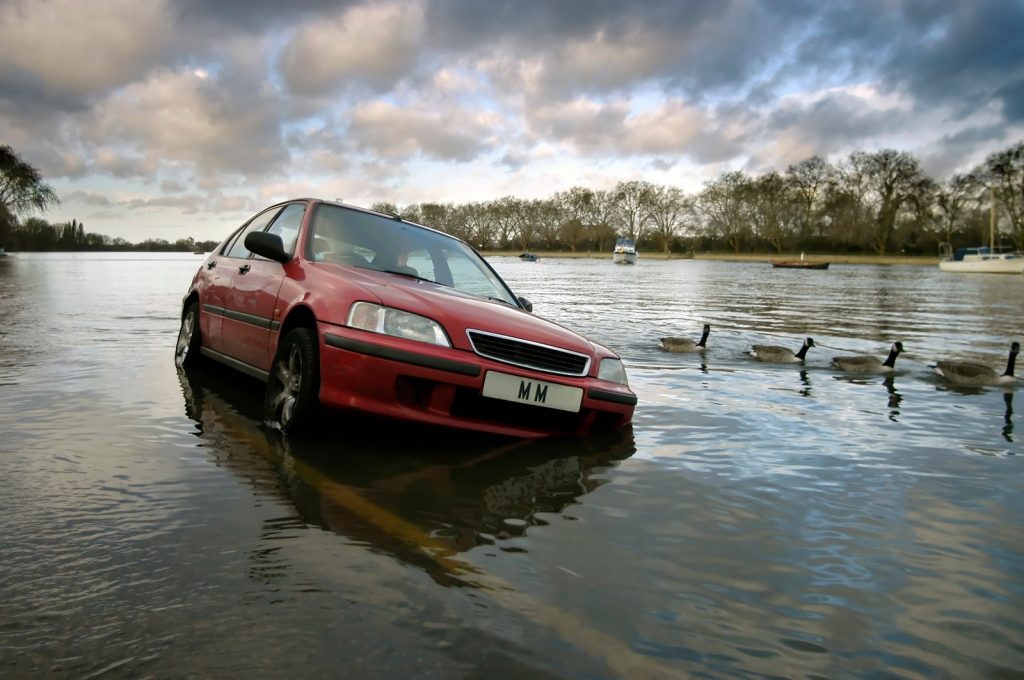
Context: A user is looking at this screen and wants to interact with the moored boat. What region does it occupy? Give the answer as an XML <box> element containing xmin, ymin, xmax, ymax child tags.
<box><xmin>771</xmin><ymin>252</ymin><xmax>828</xmax><ymax>269</ymax></box>
<box><xmin>939</xmin><ymin>189</ymin><xmax>1024</xmax><ymax>274</ymax></box>
<box><xmin>612</xmin><ymin>237</ymin><xmax>638</xmax><ymax>264</ymax></box>
<box><xmin>938</xmin><ymin>245</ymin><xmax>1024</xmax><ymax>274</ymax></box>
<box><xmin>771</xmin><ymin>260</ymin><xmax>829</xmax><ymax>270</ymax></box>
<box><xmin>518</xmin><ymin>252</ymin><xmax>539</xmax><ymax>262</ymax></box>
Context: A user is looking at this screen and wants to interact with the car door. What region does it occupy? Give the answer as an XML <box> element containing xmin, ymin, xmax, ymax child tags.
<box><xmin>213</xmin><ymin>206</ymin><xmax>285</xmax><ymax>362</ymax></box>
<box><xmin>223</xmin><ymin>203</ymin><xmax>306</xmax><ymax>371</ymax></box>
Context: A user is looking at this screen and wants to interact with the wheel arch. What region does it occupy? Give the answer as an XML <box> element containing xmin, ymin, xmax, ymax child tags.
<box><xmin>278</xmin><ymin>303</ymin><xmax>318</xmax><ymax>341</ymax></box>
<box><xmin>181</xmin><ymin>291</ymin><xmax>200</xmax><ymax>317</ymax></box>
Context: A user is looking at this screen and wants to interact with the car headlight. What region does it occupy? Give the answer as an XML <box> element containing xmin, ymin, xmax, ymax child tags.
<box><xmin>598</xmin><ymin>358</ymin><xmax>629</xmax><ymax>385</ymax></box>
<box><xmin>347</xmin><ymin>302</ymin><xmax>451</xmax><ymax>347</ymax></box>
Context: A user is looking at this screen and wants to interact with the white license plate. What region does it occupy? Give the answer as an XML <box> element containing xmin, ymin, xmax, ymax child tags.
<box><xmin>482</xmin><ymin>371</ymin><xmax>583</xmax><ymax>413</ymax></box>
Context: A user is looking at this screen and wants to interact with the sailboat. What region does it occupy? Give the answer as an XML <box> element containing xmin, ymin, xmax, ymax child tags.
<box><xmin>939</xmin><ymin>189</ymin><xmax>1024</xmax><ymax>274</ymax></box>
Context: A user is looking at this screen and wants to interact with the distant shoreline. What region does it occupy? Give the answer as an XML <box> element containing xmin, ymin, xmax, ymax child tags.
<box><xmin>483</xmin><ymin>251</ymin><xmax>939</xmax><ymax>266</ymax></box>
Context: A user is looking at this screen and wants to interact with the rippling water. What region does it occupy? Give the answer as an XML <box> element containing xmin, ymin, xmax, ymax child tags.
<box><xmin>1</xmin><ymin>252</ymin><xmax>1021</xmax><ymax>678</ymax></box>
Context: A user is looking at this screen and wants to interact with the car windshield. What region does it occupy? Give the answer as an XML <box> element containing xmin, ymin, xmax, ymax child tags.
<box><xmin>307</xmin><ymin>204</ymin><xmax>518</xmax><ymax>306</ymax></box>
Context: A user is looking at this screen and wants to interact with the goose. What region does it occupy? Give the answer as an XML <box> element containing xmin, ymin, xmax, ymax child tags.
<box><xmin>659</xmin><ymin>324</ymin><xmax>711</xmax><ymax>352</ymax></box>
<box><xmin>750</xmin><ymin>337</ymin><xmax>814</xmax><ymax>363</ymax></box>
<box><xmin>933</xmin><ymin>341</ymin><xmax>1020</xmax><ymax>386</ymax></box>
<box><xmin>832</xmin><ymin>341</ymin><xmax>904</xmax><ymax>373</ymax></box>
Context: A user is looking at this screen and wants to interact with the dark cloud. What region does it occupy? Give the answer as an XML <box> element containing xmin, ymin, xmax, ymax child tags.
<box><xmin>171</xmin><ymin>0</ymin><xmax>359</xmax><ymax>32</ymax></box>
<box><xmin>882</xmin><ymin>0</ymin><xmax>1024</xmax><ymax>121</ymax></box>
<box><xmin>920</xmin><ymin>123</ymin><xmax>1011</xmax><ymax>179</ymax></box>
<box><xmin>765</xmin><ymin>91</ymin><xmax>904</xmax><ymax>147</ymax></box>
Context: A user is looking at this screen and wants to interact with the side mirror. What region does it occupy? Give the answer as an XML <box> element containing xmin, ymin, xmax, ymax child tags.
<box><xmin>245</xmin><ymin>231</ymin><xmax>289</xmax><ymax>263</ymax></box>
<box><xmin>517</xmin><ymin>296</ymin><xmax>533</xmax><ymax>313</ymax></box>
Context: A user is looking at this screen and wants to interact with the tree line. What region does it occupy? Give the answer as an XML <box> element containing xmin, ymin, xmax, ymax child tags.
<box><xmin>1</xmin><ymin>214</ymin><xmax>219</xmax><ymax>253</ymax></box>
<box><xmin>371</xmin><ymin>143</ymin><xmax>1024</xmax><ymax>256</ymax></box>
<box><xmin>2</xmin><ymin>142</ymin><xmax>1023</xmax><ymax>255</ymax></box>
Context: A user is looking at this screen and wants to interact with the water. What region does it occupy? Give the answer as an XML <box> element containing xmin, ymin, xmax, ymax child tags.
<box><xmin>1</xmin><ymin>252</ymin><xmax>1022</xmax><ymax>678</ymax></box>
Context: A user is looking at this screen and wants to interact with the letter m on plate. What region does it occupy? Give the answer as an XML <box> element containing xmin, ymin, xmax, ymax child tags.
<box><xmin>518</xmin><ymin>380</ymin><xmax>532</xmax><ymax>400</ymax></box>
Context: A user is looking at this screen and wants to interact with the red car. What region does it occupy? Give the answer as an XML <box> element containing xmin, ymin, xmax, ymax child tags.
<box><xmin>175</xmin><ymin>199</ymin><xmax>636</xmax><ymax>438</ymax></box>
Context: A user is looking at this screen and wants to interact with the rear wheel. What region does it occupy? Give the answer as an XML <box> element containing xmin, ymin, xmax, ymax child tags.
<box><xmin>175</xmin><ymin>302</ymin><xmax>201</xmax><ymax>368</ymax></box>
<box><xmin>265</xmin><ymin>327</ymin><xmax>319</xmax><ymax>433</ymax></box>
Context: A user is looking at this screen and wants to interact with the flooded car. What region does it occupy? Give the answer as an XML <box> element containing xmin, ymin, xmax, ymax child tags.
<box><xmin>175</xmin><ymin>199</ymin><xmax>636</xmax><ymax>437</ymax></box>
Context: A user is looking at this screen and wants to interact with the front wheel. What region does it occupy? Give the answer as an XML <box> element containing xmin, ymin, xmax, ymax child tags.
<box><xmin>264</xmin><ymin>327</ymin><xmax>320</xmax><ymax>434</ymax></box>
<box><xmin>175</xmin><ymin>302</ymin><xmax>201</xmax><ymax>368</ymax></box>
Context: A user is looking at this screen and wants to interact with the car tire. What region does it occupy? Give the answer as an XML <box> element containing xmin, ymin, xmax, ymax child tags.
<box><xmin>175</xmin><ymin>302</ymin><xmax>202</xmax><ymax>368</ymax></box>
<box><xmin>265</xmin><ymin>327</ymin><xmax>320</xmax><ymax>434</ymax></box>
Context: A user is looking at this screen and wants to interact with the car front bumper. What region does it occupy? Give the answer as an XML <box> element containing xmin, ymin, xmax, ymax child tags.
<box><xmin>317</xmin><ymin>324</ymin><xmax>636</xmax><ymax>438</ymax></box>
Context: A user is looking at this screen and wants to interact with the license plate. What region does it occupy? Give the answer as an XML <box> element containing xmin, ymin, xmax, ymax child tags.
<box><xmin>482</xmin><ymin>371</ymin><xmax>583</xmax><ymax>412</ymax></box>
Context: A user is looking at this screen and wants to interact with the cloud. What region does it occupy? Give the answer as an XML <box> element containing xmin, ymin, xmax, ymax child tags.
<box><xmin>347</xmin><ymin>100</ymin><xmax>495</xmax><ymax>161</ymax></box>
<box><xmin>278</xmin><ymin>1</ymin><xmax>426</xmax><ymax>95</ymax></box>
<box><xmin>64</xmin><ymin>190</ymin><xmax>113</xmax><ymax>207</ymax></box>
<box><xmin>881</xmin><ymin>0</ymin><xmax>1024</xmax><ymax>122</ymax></box>
<box><xmin>0</xmin><ymin>0</ymin><xmax>176</xmax><ymax>100</ymax></box>
<box><xmin>79</xmin><ymin>66</ymin><xmax>289</xmax><ymax>183</ymax></box>
<box><xmin>525</xmin><ymin>97</ymin><xmax>742</xmax><ymax>163</ymax></box>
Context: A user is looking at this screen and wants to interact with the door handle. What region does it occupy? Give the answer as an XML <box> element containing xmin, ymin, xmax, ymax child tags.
<box><xmin>238</xmin><ymin>264</ymin><xmax>251</xmax><ymax>274</ymax></box>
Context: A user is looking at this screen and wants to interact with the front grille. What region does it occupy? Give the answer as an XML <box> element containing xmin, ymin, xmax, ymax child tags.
<box><xmin>466</xmin><ymin>330</ymin><xmax>590</xmax><ymax>376</ymax></box>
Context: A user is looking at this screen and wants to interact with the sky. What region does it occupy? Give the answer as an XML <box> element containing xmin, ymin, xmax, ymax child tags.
<box><xmin>1</xmin><ymin>0</ymin><xmax>1022</xmax><ymax>243</ymax></box>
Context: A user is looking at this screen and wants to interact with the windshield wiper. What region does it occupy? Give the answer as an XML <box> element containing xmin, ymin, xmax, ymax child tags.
<box><xmin>380</xmin><ymin>269</ymin><xmax>444</xmax><ymax>286</ymax></box>
<box><xmin>486</xmin><ymin>296</ymin><xmax>517</xmax><ymax>307</ymax></box>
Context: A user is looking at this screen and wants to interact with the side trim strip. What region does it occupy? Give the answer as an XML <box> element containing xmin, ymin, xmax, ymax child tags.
<box><xmin>224</xmin><ymin>308</ymin><xmax>274</xmax><ymax>329</ymax></box>
<box><xmin>200</xmin><ymin>347</ymin><xmax>270</xmax><ymax>382</ymax></box>
<box><xmin>325</xmin><ymin>333</ymin><xmax>481</xmax><ymax>377</ymax></box>
<box><xmin>587</xmin><ymin>387</ymin><xmax>638</xmax><ymax>406</ymax></box>
<box><xmin>203</xmin><ymin>304</ymin><xmax>280</xmax><ymax>331</ymax></box>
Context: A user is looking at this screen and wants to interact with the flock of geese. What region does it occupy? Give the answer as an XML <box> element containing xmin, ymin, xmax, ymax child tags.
<box><xmin>659</xmin><ymin>324</ymin><xmax>1021</xmax><ymax>387</ymax></box>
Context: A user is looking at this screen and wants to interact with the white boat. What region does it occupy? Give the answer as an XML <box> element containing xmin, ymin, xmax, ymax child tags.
<box><xmin>938</xmin><ymin>245</ymin><xmax>1024</xmax><ymax>274</ymax></box>
<box><xmin>612</xmin><ymin>237</ymin><xmax>637</xmax><ymax>264</ymax></box>
<box><xmin>939</xmin><ymin>190</ymin><xmax>1024</xmax><ymax>274</ymax></box>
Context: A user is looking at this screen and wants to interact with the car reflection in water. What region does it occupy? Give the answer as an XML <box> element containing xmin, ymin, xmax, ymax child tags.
<box><xmin>177</xmin><ymin>364</ymin><xmax>636</xmax><ymax>588</ymax></box>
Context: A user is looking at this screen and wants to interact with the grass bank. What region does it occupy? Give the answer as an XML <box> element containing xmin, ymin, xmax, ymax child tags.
<box><xmin>483</xmin><ymin>250</ymin><xmax>938</xmax><ymax>266</ymax></box>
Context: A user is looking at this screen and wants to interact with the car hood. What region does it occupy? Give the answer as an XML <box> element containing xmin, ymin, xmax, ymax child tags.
<box><xmin>340</xmin><ymin>267</ymin><xmax>612</xmax><ymax>358</ymax></box>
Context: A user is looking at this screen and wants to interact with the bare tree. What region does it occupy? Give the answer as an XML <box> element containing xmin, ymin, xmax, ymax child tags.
<box><xmin>647</xmin><ymin>185</ymin><xmax>689</xmax><ymax>254</ymax></box>
<box><xmin>749</xmin><ymin>171</ymin><xmax>796</xmax><ymax>253</ymax></box>
<box><xmin>612</xmin><ymin>180</ymin><xmax>655</xmax><ymax>241</ymax></box>
<box><xmin>785</xmin><ymin>156</ymin><xmax>833</xmax><ymax>242</ymax></box>
<box><xmin>589</xmin><ymin>190</ymin><xmax>619</xmax><ymax>252</ymax></box>
<box><xmin>935</xmin><ymin>173</ymin><xmax>979</xmax><ymax>245</ymax></box>
<box><xmin>845</xmin><ymin>149</ymin><xmax>931</xmax><ymax>255</ymax></box>
<box><xmin>554</xmin><ymin>187</ymin><xmax>595</xmax><ymax>252</ymax></box>
<box><xmin>980</xmin><ymin>142</ymin><xmax>1024</xmax><ymax>249</ymax></box>
<box><xmin>697</xmin><ymin>172</ymin><xmax>751</xmax><ymax>253</ymax></box>
<box><xmin>369</xmin><ymin>201</ymin><xmax>399</xmax><ymax>216</ymax></box>
<box><xmin>485</xmin><ymin>197</ymin><xmax>520</xmax><ymax>249</ymax></box>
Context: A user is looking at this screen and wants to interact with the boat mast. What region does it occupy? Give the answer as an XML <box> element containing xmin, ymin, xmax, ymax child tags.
<box><xmin>990</xmin><ymin>185</ymin><xmax>996</xmax><ymax>252</ymax></box>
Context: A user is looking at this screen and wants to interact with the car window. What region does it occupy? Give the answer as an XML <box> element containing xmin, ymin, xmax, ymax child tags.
<box><xmin>308</xmin><ymin>204</ymin><xmax>517</xmax><ymax>305</ymax></box>
<box><xmin>446</xmin><ymin>249</ymin><xmax>507</xmax><ymax>297</ymax></box>
<box><xmin>224</xmin><ymin>206</ymin><xmax>283</xmax><ymax>259</ymax></box>
<box><xmin>308</xmin><ymin>206</ymin><xmax>379</xmax><ymax>265</ymax></box>
<box><xmin>405</xmin><ymin>248</ymin><xmax>437</xmax><ymax>280</ymax></box>
<box><xmin>260</xmin><ymin>203</ymin><xmax>305</xmax><ymax>259</ymax></box>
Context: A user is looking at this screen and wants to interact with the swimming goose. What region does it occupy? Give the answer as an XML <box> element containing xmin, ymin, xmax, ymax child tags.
<box><xmin>832</xmin><ymin>341</ymin><xmax>904</xmax><ymax>373</ymax></box>
<box><xmin>933</xmin><ymin>341</ymin><xmax>1020</xmax><ymax>386</ymax></box>
<box><xmin>750</xmin><ymin>337</ymin><xmax>815</xmax><ymax>363</ymax></box>
<box><xmin>659</xmin><ymin>324</ymin><xmax>711</xmax><ymax>352</ymax></box>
